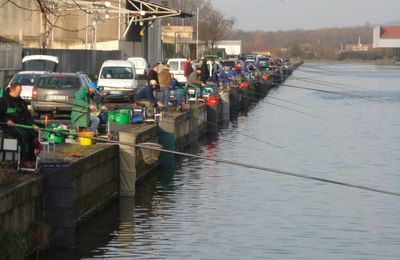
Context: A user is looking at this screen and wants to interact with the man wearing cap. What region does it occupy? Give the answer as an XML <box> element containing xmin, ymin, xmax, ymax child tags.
<box><xmin>71</xmin><ymin>81</ymin><xmax>105</xmax><ymax>132</ymax></box>
<box><xmin>133</xmin><ymin>80</ymin><xmax>164</xmax><ymax>119</ymax></box>
<box><xmin>187</xmin><ymin>66</ymin><xmax>207</xmax><ymax>100</ymax></box>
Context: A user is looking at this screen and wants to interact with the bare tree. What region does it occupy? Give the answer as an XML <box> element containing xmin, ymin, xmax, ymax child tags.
<box><xmin>198</xmin><ymin>5</ymin><xmax>234</xmax><ymax>53</ymax></box>
<box><xmin>1</xmin><ymin>0</ymin><xmax>91</xmax><ymax>50</ymax></box>
<box><xmin>165</xmin><ymin>0</ymin><xmax>235</xmax><ymax>53</ymax></box>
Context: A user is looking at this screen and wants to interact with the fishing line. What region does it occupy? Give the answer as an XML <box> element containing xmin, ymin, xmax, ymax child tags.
<box><xmin>271</xmin><ymin>81</ymin><xmax>398</xmax><ymax>104</ymax></box>
<box><xmin>237</xmin><ymin>89</ymin><xmax>323</xmax><ymax>118</ymax></box>
<box><xmin>236</xmin><ymin>85</ymin><xmax>316</xmax><ymax>110</ymax></box>
<box><xmin>299</xmin><ymin>64</ymin><xmax>400</xmax><ymax>78</ymax></box>
<box><xmin>185</xmin><ymin>114</ymin><xmax>284</xmax><ymax>149</ymax></box>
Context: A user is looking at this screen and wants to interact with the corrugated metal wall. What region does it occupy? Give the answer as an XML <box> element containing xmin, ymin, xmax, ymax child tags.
<box><xmin>0</xmin><ymin>43</ymin><xmax>22</xmax><ymax>70</ymax></box>
<box><xmin>23</xmin><ymin>48</ymin><xmax>122</xmax><ymax>77</ymax></box>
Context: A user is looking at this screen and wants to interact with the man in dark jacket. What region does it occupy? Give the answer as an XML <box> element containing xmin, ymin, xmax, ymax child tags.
<box><xmin>200</xmin><ymin>60</ymin><xmax>209</xmax><ymax>84</ymax></box>
<box><xmin>133</xmin><ymin>80</ymin><xmax>164</xmax><ymax>119</ymax></box>
<box><xmin>147</xmin><ymin>64</ymin><xmax>160</xmax><ymax>91</ymax></box>
<box><xmin>187</xmin><ymin>67</ymin><xmax>207</xmax><ymax>99</ymax></box>
<box><xmin>0</xmin><ymin>83</ymin><xmax>39</xmax><ymax>167</ymax></box>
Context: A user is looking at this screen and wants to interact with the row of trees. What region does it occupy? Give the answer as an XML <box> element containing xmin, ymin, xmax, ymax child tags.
<box><xmin>227</xmin><ymin>25</ymin><xmax>395</xmax><ymax>60</ymax></box>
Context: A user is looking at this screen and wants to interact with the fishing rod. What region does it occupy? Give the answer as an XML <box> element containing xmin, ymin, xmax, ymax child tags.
<box><xmin>237</xmin><ymin>89</ymin><xmax>324</xmax><ymax>119</ymax></box>
<box><xmin>293</xmin><ymin>77</ymin><xmax>359</xmax><ymax>91</ymax></box>
<box><xmin>93</xmin><ymin>134</ymin><xmax>400</xmax><ymax>198</ymax></box>
<box><xmin>3</xmin><ymin>122</ymin><xmax>400</xmax><ymax>198</ymax></box>
<box><xmin>186</xmin><ymin>114</ymin><xmax>285</xmax><ymax>149</ymax></box>
<box><xmin>299</xmin><ymin>64</ymin><xmax>400</xmax><ymax>78</ymax></box>
<box><xmin>236</xmin><ymin>85</ymin><xmax>317</xmax><ymax>109</ymax></box>
<box><xmin>270</xmin><ymin>81</ymin><xmax>399</xmax><ymax>104</ymax></box>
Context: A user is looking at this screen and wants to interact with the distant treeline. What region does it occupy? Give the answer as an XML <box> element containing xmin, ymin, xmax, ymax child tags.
<box><xmin>227</xmin><ymin>25</ymin><xmax>395</xmax><ymax>60</ymax></box>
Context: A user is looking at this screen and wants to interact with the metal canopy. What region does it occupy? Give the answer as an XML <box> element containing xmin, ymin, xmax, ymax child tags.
<box><xmin>61</xmin><ymin>0</ymin><xmax>192</xmax><ymax>39</ymax></box>
<box><xmin>123</xmin><ymin>0</ymin><xmax>193</xmax><ymax>38</ymax></box>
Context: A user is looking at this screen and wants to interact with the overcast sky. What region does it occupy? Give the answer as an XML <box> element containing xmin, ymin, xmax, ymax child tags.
<box><xmin>211</xmin><ymin>0</ymin><xmax>400</xmax><ymax>31</ymax></box>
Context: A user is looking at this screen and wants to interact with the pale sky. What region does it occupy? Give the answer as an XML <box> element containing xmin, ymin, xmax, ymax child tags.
<box><xmin>212</xmin><ymin>0</ymin><xmax>400</xmax><ymax>31</ymax></box>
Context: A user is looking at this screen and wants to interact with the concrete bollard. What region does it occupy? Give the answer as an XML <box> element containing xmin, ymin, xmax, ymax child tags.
<box><xmin>219</xmin><ymin>92</ymin><xmax>230</xmax><ymax>122</ymax></box>
<box><xmin>206</xmin><ymin>98</ymin><xmax>219</xmax><ymax>139</ymax></box>
<box><xmin>119</xmin><ymin>132</ymin><xmax>136</xmax><ymax>197</ymax></box>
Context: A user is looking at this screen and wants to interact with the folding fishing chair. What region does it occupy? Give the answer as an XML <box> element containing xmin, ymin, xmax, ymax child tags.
<box><xmin>0</xmin><ymin>129</ymin><xmax>38</xmax><ymax>172</ymax></box>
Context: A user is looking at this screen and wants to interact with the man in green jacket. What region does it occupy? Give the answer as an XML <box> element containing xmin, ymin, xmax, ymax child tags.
<box><xmin>71</xmin><ymin>82</ymin><xmax>101</xmax><ymax>131</ymax></box>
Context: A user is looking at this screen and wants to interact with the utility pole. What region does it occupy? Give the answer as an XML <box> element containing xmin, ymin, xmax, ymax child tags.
<box><xmin>196</xmin><ymin>6</ymin><xmax>199</xmax><ymax>60</ymax></box>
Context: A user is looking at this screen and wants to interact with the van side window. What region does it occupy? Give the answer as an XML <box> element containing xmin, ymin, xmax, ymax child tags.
<box><xmin>169</xmin><ymin>61</ymin><xmax>179</xmax><ymax>71</ymax></box>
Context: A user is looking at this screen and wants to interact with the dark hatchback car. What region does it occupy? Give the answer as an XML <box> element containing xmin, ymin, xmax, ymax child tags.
<box><xmin>220</xmin><ymin>60</ymin><xmax>236</xmax><ymax>71</ymax></box>
<box><xmin>31</xmin><ymin>72</ymin><xmax>92</xmax><ymax>116</ymax></box>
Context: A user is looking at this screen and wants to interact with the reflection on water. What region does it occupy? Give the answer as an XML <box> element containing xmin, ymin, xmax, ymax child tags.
<box><xmin>76</xmin><ymin>63</ymin><xmax>400</xmax><ymax>259</ymax></box>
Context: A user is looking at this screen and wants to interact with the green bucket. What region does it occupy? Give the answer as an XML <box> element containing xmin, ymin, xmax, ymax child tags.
<box><xmin>44</xmin><ymin>122</ymin><xmax>61</xmax><ymax>140</ymax></box>
<box><xmin>108</xmin><ymin>111</ymin><xmax>116</xmax><ymax>123</ymax></box>
<box><xmin>47</xmin><ymin>128</ymin><xmax>65</xmax><ymax>143</ymax></box>
<box><xmin>115</xmin><ymin>112</ymin><xmax>130</xmax><ymax>125</ymax></box>
<box><xmin>118</xmin><ymin>108</ymin><xmax>131</xmax><ymax>115</ymax></box>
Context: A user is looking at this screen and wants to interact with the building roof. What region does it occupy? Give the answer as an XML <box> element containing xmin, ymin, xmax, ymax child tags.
<box><xmin>380</xmin><ymin>26</ymin><xmax>400</xmax><ymax>39</ymax></box>
<box><xmin>0</xmin><ymin>36</ymin><xmax>18</xmax><ymax>43</ymax></box>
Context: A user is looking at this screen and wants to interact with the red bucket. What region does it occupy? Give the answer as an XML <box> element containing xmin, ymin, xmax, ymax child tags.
<box><xmin>206</xmin><ymin>96</ymin><xmax>218</xmax><ymax>106</ymax></box>
<box><xmin>240</xmin><ymin>82</ymin><xmax>249</xmax><ymax>88</ymax></box>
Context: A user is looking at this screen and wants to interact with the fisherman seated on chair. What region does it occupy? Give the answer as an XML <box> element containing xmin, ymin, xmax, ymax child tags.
<box><xmin>170</xmin><ymin>73</ymin><xmax>185</xmax><ymax>111</ymax></box>
<box><xmin>132</xmin><ymin>80</ymin><xmax>164</xmax><ymax>118</ymax></box>
<box><xmin>89</xmin><ymin>83</ymin><xmax>108</xmax><ymax>133</ymax></box>
<box><xmin>71</xmin><ymin>82</ymin><xmax>106</xmax><ymax>132</ymax></box>
<box><xmin>0</xmin><ymin>83</ymin><xmax>39</xmax><ymax>168</ymax></box>
<box><xmin>187</xmin><ymin>66</ymin><xmax>207</xmax><ymax>99</ymax></box>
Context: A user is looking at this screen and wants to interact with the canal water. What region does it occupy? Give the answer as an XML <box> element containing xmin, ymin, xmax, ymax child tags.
<box><xmin>75</xmin><ymin>63</ymin><xmax>400</xmax><ymax>259</ymax></box>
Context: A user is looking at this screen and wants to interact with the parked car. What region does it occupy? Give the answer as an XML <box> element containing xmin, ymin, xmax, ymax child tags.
<box><xmin>256</xmin><ymin>57</ymin><xmax>269</xmax><ymax>70</ymax></box>
<box><xmin>167</xmin><ymin>58</ymin><xmax>187</xmax><ymax>83</ymax></box>
<box><xmin>31</xmin><ymin>72</ymin><xmax>92</xmax><ymax>116</ymax></box>
<box><xmin>97</xmin><ymin>60</ymin><xmax>137</xmax><ymax>101</ymax></box>
<box><xmin>127</xmin><ymin>57</ymin><xmax>148</xmax><ymax>79</ymax></box>
<box><xmin>6</xmin><ymin>71</ymin><xmax>48</xmax><ymax>103</ymax></box>
<box><xmin>220</xmin><ymin>60</ymin><xmax>236</xmax><ymax>71</ymax></box>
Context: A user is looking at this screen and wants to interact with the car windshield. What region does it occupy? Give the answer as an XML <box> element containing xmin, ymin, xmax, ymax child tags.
<box><xmin>11</xmin><ymin>74</ymin><xmax>41</xmax><ymax>86</ymax></box>
<box><xmin>37</xmin><ymin>75</ymin><xmax>81</xmax><ymax>89</ymax></box>
<box><xmin>100</xmin><ymin>66</ymin><xmax>134</xmax><ymax>79</ymax></box>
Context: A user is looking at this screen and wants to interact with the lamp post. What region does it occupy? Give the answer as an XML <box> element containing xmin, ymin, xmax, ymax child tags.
<box><xmin>196</xmin><ymin>6</ymin><xmax>199</xmax><ymax>60</ymax></box>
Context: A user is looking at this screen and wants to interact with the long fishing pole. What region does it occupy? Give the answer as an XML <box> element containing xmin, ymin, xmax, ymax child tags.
<box><xmin>3</xmin><ymin>122</ymin><xmax>400</xmax><ymax>198</ymax></box>
<box><xmin>94</xmin><ymin>136</ymin><xmax>400</xmax><ymax>198</ymax></box>
<box><xmin>270</xmin><ymin>81</ymin><xmax>398</xmax><ymax>104</ymax></box>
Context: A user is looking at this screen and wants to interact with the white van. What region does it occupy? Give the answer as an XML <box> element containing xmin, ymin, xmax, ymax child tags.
<box><xmin>127</xmin><ymin>57</ymin><xmax>148</xmax><ymax>79</ymax></box>
<box><xmin>167</xmin><ymin>58</ymin><xmax>187</xmax><ymax>83</ymax></box>
<box><xmin>97</xmin><ymin>60</ymin><xmax>138</xmax><ymax>101</ymax></box>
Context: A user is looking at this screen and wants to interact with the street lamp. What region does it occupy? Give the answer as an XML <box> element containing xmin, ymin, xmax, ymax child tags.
<box><xmin>196</xmin><ymin>6</ymin><xmax>199</xmax><ymax>60</ymax></box>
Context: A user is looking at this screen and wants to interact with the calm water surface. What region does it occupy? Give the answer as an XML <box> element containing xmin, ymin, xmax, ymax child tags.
<box><xmin>76</xmin><ymin>63</ymin><xmax>400</xmax><ymax>259</ymax></box>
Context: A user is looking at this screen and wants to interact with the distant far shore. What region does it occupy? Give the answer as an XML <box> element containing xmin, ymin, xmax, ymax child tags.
<box><xmin>301</xmin><ymin>59</ymin><xmax>398</xmax><ymax>65</ymax></box>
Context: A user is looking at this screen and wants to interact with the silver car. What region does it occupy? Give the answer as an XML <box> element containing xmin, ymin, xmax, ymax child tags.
<box><xmin>6</xmin><ymin>71</ymin><xmax>47</xmax><ymax>103</ymax></box>
<box><xmin>31</xmin><ymin>72</ymin><xmax>92</xmax><ymax>117</ymax></box>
